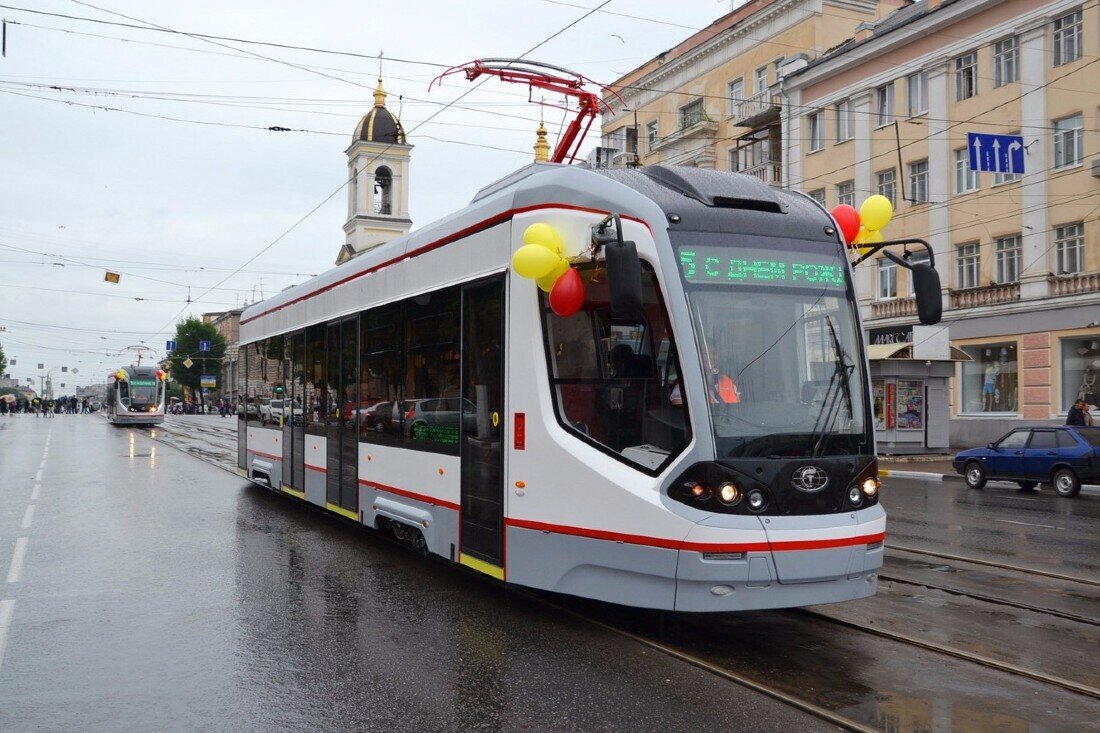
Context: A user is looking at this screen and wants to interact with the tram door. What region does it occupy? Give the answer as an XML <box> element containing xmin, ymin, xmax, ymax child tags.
<box><xmin>325</xmin><ymin>317</ymin><xmax>359</xmax><ymax>515</ymax></box>
<box><xmin>459</xmin><ymin>277</ymin><xmax>505</xmax><ymax>574</ymax></box>
<box><xmin>284</xmin><ymin>333</ymin><xmax>305</xmax><ymax>492</ymax></box>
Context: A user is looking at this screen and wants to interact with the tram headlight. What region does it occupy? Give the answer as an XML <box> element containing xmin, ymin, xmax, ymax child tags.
<box><xmin>861</xmin><ymin>477</ymin><xmax>880</xmax><ymax>497</ymax></box>
<box><xmin>717</xmin><ymin>481</ymin><xmax>741</xmax><ymax>505</ymax></box>
<box><xmin>746</xmin><ymin>489</ymin><xmax>767</xmax><ymax>512</ymax></box>
<box><xmin>848</xmin><ymin>486</ymin><xmax>863</xmax><ymax>506</ymax></box>
<box><xmin>685</xmin><ymin>482</ymin><xmax>709</xmax><ymax>500</ymax></box>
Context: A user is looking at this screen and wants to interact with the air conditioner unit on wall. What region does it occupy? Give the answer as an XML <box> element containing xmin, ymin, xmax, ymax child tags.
<box><xmin>1091</xmin><ymin>158</ymin><xmax>1100</xmax><ymax>178</ymax></box>
<box><xmin>586</xmin><ymin>146</ymin><xmax>621</xmax><ymax>168</ymax></box>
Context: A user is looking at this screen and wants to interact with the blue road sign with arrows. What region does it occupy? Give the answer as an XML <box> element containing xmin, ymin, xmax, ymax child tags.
<box><xmin>166</xmin><ymin>340</ymin><xmax>176</xmax><ymax>352</ymax></box>
<box><xmin>968</xmin><ymin>132</ymin><xmax>1025</xmax><ymax>175</ymax></box>
<box><xmin>199</xmin><ymin>340</ymin><xmax>211</xmax><ymax>352</ymax></box>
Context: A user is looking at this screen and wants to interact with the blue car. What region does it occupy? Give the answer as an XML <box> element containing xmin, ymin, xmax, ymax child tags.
<box><xmin>953</xmin><ymin>426</ymin><xmax>1100</xmax><ymax>498</ymax></box>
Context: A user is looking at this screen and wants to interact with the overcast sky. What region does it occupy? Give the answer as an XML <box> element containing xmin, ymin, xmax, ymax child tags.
<box><xmin>0</xmin><ymin>0</ymin><xmax>737</xmax><ymax>390</ymax></box>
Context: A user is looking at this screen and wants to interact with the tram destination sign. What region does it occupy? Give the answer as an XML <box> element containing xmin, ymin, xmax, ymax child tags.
<box><xmin>678</xmin><ymin>246</ymin><xmax>846</xmax><ymax>288</ymax></box>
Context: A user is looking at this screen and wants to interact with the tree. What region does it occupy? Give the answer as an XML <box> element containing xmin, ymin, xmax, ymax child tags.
<box><xmin>0</xmin><ymin>339</ymin><xmax>6</xmax><ymax>372</ymax></box>
<box><xmin>166</xmin><ymin>316</ymin><xmax>226</xmax><ymax>407</ymax></box>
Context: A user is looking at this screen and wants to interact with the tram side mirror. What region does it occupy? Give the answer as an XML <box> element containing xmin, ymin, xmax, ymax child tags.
<box><xmin>606</xmin><ymin>240</ymin><xmax>644</xmax><ymax>323</ymax></box>
<box><xmin>910</xmin><ymin>263</ymin><xmax>942</xmax><ymax>325</ymax></box>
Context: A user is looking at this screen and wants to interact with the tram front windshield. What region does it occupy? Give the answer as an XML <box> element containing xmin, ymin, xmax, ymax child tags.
<box><xmin>127</xmin><ymin>379</ymin><xmax>161</xmax><ymax>409</ymax></box>
<box><xmin>677</xmin><ymin>236</ymin><xmax>870</xmax><ymax>458</ymax></box>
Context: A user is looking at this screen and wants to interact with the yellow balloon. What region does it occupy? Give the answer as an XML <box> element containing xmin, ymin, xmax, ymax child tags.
<box><xmin>864</xmin><ymin>229</ymin><xmax>884</xmax><ymax>244</ymax></box>
<box><xmin>536</xmin><ymin>259</ymin><xmax>569</xmax><ymax>292</ymax></box>
<box><xmin>523</xmin><ymin>222</ymin><xmax>563</xmax><ymax>255</ymax></box>
<box><xmin>859</xmin><ymin>195</ymin><xmax>893</xmax><ymax>232</ymax></box>
<box><xmin>852</xmin><ymin>226</ymin><xmax>869</xmax><ymax>245</ymax></box>
<box><xmin>513</xmin><ymin>243</ymin><xmax>560</xmax><ymax>279</ymax></box>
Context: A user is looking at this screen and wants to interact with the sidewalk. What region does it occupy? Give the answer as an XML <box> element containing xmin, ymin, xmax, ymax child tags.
<box><xmin>877</xmin><ymin>455</ymin><xmax>958</xmax><ymax>482</ymax></box>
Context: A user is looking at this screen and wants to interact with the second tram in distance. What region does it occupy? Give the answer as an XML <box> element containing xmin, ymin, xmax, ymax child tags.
<box><xmin>237</xmin><ymin>164</ymin><xmax>898</xmax><ymax>612</ymax></box>
<box><xmin>103</xmin><ymin>365</ymin><xmax>167</xmax><ymax>425</ymax></box>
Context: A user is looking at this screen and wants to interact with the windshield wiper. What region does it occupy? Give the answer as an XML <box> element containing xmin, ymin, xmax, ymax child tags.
<box><xmin>808</xmin><ymin>316</ymin><xmax>854</xmax><ymax>457</ymax></box>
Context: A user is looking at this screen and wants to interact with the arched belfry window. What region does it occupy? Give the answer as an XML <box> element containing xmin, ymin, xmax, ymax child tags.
<box><xmin>373</xmin><ymin>166</ymin><xmax>393</xmax><ymax>215</ymax></box>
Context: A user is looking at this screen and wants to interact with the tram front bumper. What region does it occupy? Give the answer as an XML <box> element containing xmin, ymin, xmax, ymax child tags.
<box><xmin>673</xmin><ymin>505</ymin><xmax>884</xmax><ymax>612</ymax></box>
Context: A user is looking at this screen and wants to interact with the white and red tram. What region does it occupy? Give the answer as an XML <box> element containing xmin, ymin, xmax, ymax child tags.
<box><xmin>104</xmin><ymin>365</ymin><xmax>167</xmax><ymax>426</ymax></box>
<box><xmin>237</xmin><ymin>164</ymin><xmax>926</xmax><ymax>611</ymax></box>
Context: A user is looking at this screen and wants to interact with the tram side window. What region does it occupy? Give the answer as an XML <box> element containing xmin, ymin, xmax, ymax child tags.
<box><xmin>237</xmin><ymin>346</ymin><xmax>247</xmax><ymax>424</ymax></box>
<box><xmin>304</xmin><ymin>324</ymin><xmax>327</xmax><ymax>436</ymax></box>
<box><xmin>260</xmin><ymin>336</ymin><xmax>284</xmax><ymax>429</ymax></box>
<box><xmin>246</xmin><ymin>343</ymin><xmax>265</xmax><ymax>427</ymax></box>
<box><xmin>404</xmin><ymin>286</ymin><xmax>461</xmax><ymax>456</ymax></box>
<box><xmin>360</xmin><ymin>302</ymin><xmax>405</xmax><ymax>448</ymax></box>
<box><xmin>542</xmin><ymin>262</ymin><xmax>690</xmax><ymax>472</ymax></box>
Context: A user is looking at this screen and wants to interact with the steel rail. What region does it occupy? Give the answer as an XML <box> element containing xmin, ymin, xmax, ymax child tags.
<box><xmin>887</xmin><ymin>543</ymin><xmax>1100</xmax><ymax>588</ymax></box>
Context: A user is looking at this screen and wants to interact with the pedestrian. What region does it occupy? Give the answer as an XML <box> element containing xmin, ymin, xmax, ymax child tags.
<box><xmin>1084</xmin><ymin>403</ymin><xmax>1094</xmax><ymax>427</ymax></box>
<box><xmin>1067</xmin><ymin>399</ymin><xmax>1087</xmax><ymax>426</ymax></box>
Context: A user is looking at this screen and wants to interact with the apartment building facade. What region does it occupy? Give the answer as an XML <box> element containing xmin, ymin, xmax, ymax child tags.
<box><xmin>785</xmin><ymin>0</ymin><xmax>1100</xmax><ymax>445</ymax></box>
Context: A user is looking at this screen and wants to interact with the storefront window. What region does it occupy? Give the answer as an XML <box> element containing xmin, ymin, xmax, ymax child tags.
<box><xmin>872</xmin><ymin>380</ymin><xmax>886</xmax><ymax>430</ymax></box>
<box><xmin>896</xmin><ymin>381</ymin><xmax>923</xmax><ymax>430</ymax></box>
<box><xmin>1061</xmin><ymin>337</ymin><xmax>1100</xmax><ymax>411</ymax></box>
<box><xmin>960</xmin><ymin>342</ymin><xmax>1018</xmax><ymax>413</ymax></box>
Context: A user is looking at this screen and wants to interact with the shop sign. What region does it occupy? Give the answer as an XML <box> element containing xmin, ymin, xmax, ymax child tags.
<box><xmin>869</xmin><ymin>325</ymin><xmax>912</xmax><ymax>345</ymax></box>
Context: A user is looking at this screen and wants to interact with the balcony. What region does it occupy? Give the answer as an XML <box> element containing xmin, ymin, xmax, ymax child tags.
<box><xmin>949</xmin><ymin>282</ymin><xmax>1020</xmax><ymax>309</ymax></box>
<box><xmin>740</xmin><ymin>161</ymin><xmax>782</xmax><ymax>186</ymax></box>
<box><xmin>731</xmin><ymin>90</ymin><xmax>781</xmax><ymax>127</ymax></box>
<box><xmin>649</xmin><ymin>118</ymin><xmax>718</xmax><ymax>155</ymax></box>
<box><xmin>1048</xmin><ymin>271</ymin><xmax>1100</xmax><ymax>296</ymax></box>
<box><xmin>870</xmin><ymin>297</ymin><xmax>917</xmax><ymax>319</ymax></box>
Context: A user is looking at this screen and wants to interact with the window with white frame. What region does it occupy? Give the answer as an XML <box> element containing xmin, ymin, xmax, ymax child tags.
<box><xmin>835</xmin><ymin>99</ymin><xmax>853</xmax><ymax>142</ymax></box>
<box><xmin>1053</xmin><ymin>9</ymin><xmax>1082</xmax><ymax>66</ymax></box>
<box><xmin>955</xmin><ymin>148</ymin><xmax>979</xmax><ymax>193</ymax></box>
<box><xmin>955</xmin><ymin>51</ymin><xmax>978</xmax><ymax>100</ymax></box>
<box><xmin>994</xmin><ymin>37</ymin><xmax>1019</xmax><ymax>87</ymax></box>
<box><xmin>994</xmin><ymin>235</ymin><xmax>1021</xmax><ymax>283</ymax></box>
<box><xmin>680</xmin><ymin>99</ymin><xmax>706</xmax><ymax>129</ymax></box>
<box><xmin>876</xmin><ymin>169</ymin><xmax>897</xmax><ymax>203</ymax></box>
<box><xmin>1055</xmin><ymin>222</ymin><xmax>1084</xmax><ymax>274</ymax></box>
<box><xmin>957</xmin><ymin>242</ymin><xmax>980</xmax><ymax>289</ymax></box>
<box><xmin>646</xmin><ymin>120</ymin><xmax>658</xmax><ymax>152</ymax></box>
<box><xmin>727</xmin><ymin>78</ymin><xmax>744</xmax><ymax>116</ymax></box>
<box><xmin>808</xmin><ymin>189</ymin><xmax>826</xmax><ymax>206</ymax></box>
<box><xmin>1054</xmin><ymin>114</ymin><xmax>1083</xmax><ymax>168</ymax></box>
<box><xmin>909</xmin><ymin>160</ymin><xmax>929</xmax><ymax>204</ymax></box>
<box><xmin>907</xmin><ymin>251</ymin><xmax>930</xmax><ymax>296</ymax></box>
<box><xmin>807</xmin><ymin>112</ymin><xmax>824</xmax><ymax>152</ymax></box>
<box><xmin>878</xmin><ymin>257</ymin><xmax>897</xmax><ymax>300</ymax></box>
<box><xmin>837</xmin><ymin>180</ymin><xmax>855</xmax><ymax>207</ymax></box>
<box><xmin>754</xmin><ymin>66</ymin><xmax>768</xmax><ymax>94</ymax></box>
<box><xmin>993</xmin><ymin>131</ymin><xmax>1022</xmax><ymax>184</ymax></box>
<box><xmin>624</xmin><ymin>127</ymin><xmax>638</xmax><ymax>154</ymax></box>
<box><xmin>907</xmin><ymin>72</ymin><xmax>927</xmax><ymax>116</ymax></box>
<box><xmin>728</xmin><ymin>147</ymin><xmax>741</xmax><ymax>172</ymax></box>
<box><xmin>876</xmin><ymin>83</ymin><xmax>894</xmax><ymax>126</ymax></box>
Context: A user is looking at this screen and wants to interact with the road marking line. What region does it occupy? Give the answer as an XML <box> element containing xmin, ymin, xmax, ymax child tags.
<box><xmin>995</xmin><ymin>519</ymin><xmax>1056</xmax><ymax>529</ymax></box>
<box><xmin>37</xmin><ymin>461</ymin><xmax>45</xmax><ymax>470</ymax></box>
<box><xmin>20</xmin><ymin>506</ymin><xmax>35</xmax><ymax>530</ymax></box>
<box><xmin>6</xmin><ymin>538</ymin><xmax>28</xmax><ymax>583</ymax></box>
<box><xmin>0</xmin><ymin>599</ymin><xmax>14</xmax><ymax>672</ymax></box>
<box><xmin>33</xmin><ymin>469</ymin><xmax>42</xmax><ymax>483</ymax></box>
<box><xmin>30</xmin><ymin>484</ymin><xmax>39</xmax><ymax>502</ymax></box>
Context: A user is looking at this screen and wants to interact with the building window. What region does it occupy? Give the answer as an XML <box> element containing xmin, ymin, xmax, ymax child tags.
<box><xmin>907</xmin><ymin>72</ymin><xmax>927</xmax><ymax>116</ymax></box>
<box><xmin>1053</xmin><ymin>9</ymin><xmax>1083</xmax><ymax>66</ymax></box>
<box><xmin>876</xmin><ymin>169</ymin><xmax>896</xmax><ymax>204</ymax></box>
<box><xmin>728</xmin><ymin>147</ymin><xmax>740</xmax><ymax>172</ymax></box>
<box><xmin>878</xmin><ymin>257</ymin><xmax>897</xmax><ymax>300</ymax></box>
<box><xmin>907</xmin><ymin>251</ymin><xmax>930</xmax><ymax>296</ymax></box>
<box><xmin>994</xmin><ymin>235</ymin><xmax>1021</xmax><ymax>283</ymax></box>
<box><xmin>960</xmin><ymin>342</ymin><xmax>1018</xmax><ymax>413</ymax></box>
<box><xmin>680</xmin><ymin>98</ymin><xmax>706</xmax><ymax>129</ymax></box>
<box><xmin>1061</xmin><ymin>337</ymin><xmax>1100</xmax><ymax>411</ymax></box>
<box><xmin>1053</xmin><ymin>114</ymin><xmax>1083</xmax><ymax>169</ymax></box>
<box><xmin>754</xmin><ymin>66</ymin><xmax>768</xmax><ymax>94</ymax></box>
<box><xmin>955</xmin><ymin>148</ymin><xmax>979</xmax><ymax>193</ymax></box>
<box><xmin>727</xmin><ymin>78</ymin><xmax>744</xmax><ymax>116</ymax></box>
<box><xmin>956</xmin><ymin>242</ymin><xmax>980</xmax><ymax>289</ymax></box>
<box><xmin>624</xmin><ymin>126</ymin><xmax>638</xmax><ymax>154</ymax></box>
<box><xmin>807</xmin><ymin>112</ymin><xmax>823</xmax><ymax>152</ymax></box>
<box><xmin>646</xmin><ymin>120</ymin><xmax>658</xmax><ymax>152</ymax></box>
<box><xmin>837</xmin><ymin>180</ymin><xmax>855</xmax><ymax>207</ymax></box>
<box><xmin>993</xmin><ymin>37</ymin><xmax>1019</xmax><ymax>86</ymax></box>
<box><xmin>876</xmin><ymin>83</ymin><xmax>894</xmax><ymax>126</ymax></box>
<box><xmin>955</xmin><ymin>52</ymin><xmax>978</xmax><ymax>101</ymax></box>
<box><xmin>835</xmin><ymin>99</ymin><xmax>853</xmax><ymax>141</ymax></box>
<box><xmin>896</xmin><ymin>380</ymin><xmax>924</xmax><ymax>430</ymax></box>
<box><xmin>908</xmin><ymin>160</ymin><xmax>929</xmax><ymax>204</ymax></box>
<box><xmin>1055</xmin><ymin>222</ymin><xmax>1084</xmax><ymax>274</ymax></box>
<box><xmin>808</xmin><ymin>188</ymin><xmax>826</xmax><ymax>206</ymax></box>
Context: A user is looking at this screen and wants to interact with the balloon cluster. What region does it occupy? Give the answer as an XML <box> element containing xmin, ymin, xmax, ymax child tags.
<box><xmin>830</xmin><ymin>195</ymin><xmax>894</xmax><ymax>253</ymax></box>
<box><xmin>114</xmin><ymin>369</ymin><xmax>129</xmax><ymax>382</ymax></box>
<box><xmin>512</xmin><ymin>223</ymin><xmax>585</xmax><ymax>317</ymax></box>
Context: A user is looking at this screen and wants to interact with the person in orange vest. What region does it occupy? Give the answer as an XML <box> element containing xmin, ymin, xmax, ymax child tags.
<box><xmin>670</xmin><ymin>343</ymin><xmax>741</xmax><ymax>405</ymax></box>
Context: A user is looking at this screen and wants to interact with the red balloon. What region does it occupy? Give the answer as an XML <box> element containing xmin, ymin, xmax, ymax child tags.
<box><xmin>549</xmin><ymin>267</ymin><xmax>585</xmax><ymax>317</ymax></box>
<box><xmin>830</xmin><ymin>204</ymin><xmax>861</xmax><ymax>245</ymax></box>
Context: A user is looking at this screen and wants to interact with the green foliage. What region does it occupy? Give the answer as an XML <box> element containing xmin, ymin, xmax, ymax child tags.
<box><xmin>166</xmin><ymin>316</ymin><xmax>226</xmax><ymax>391</ymax></box>
<box><xmin>0</xmin><ymin>339</ymin><xmax>6</xmax><ymax>371</ymax></box>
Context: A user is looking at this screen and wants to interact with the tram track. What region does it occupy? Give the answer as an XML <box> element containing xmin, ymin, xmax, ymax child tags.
<box><xmin>885</xmin><ymin>542</ymin><xmax>1100</xmax><ymax>587</ymax></box>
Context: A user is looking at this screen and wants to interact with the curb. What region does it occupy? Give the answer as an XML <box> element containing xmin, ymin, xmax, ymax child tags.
<box><xmin>878</xmin><ymin>468</ymin><xmax>946</xmax><ymax>482</ymax></box>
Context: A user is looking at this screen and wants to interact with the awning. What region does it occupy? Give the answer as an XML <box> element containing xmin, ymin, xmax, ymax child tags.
<box><xmin>866</xmin><ymin>343</ymin><xmax>972</xmax><ymax>362</ymax></box>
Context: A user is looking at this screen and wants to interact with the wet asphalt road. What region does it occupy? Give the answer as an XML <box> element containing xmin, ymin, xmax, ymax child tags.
<box><xmin>0</xmin><ymin>415</ymin><xmax>831</xmax><ymax>733</ymax></box>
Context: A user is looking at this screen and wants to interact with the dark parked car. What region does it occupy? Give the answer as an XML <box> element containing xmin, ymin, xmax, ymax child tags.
<box><xmin>952</xmin><ymin>426</ymin><xmax>1100</xmax><ymax>498</ymax></box>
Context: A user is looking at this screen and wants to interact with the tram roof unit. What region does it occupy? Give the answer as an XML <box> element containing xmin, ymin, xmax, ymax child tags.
<box><xmin>240</xmin><ymin>163</ymin><xmax>838</xmax><ymax>342</ymax></box>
